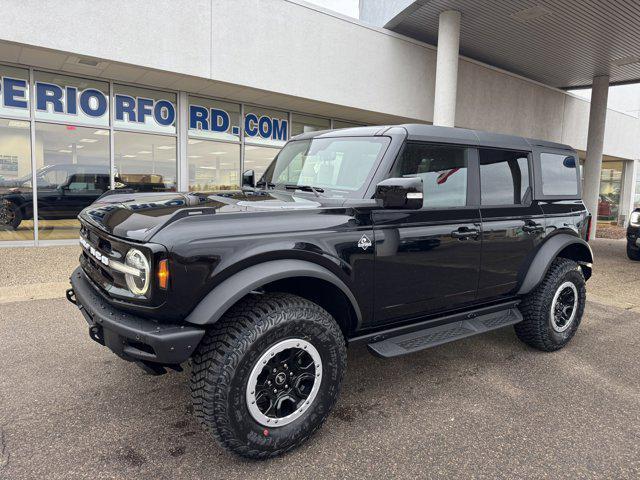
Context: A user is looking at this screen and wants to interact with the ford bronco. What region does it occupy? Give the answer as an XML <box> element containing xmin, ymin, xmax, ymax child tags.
<box><xmin>67</xmin><ymin>124</ymin><xmax>593</xmax><ymax>459</ymax></box>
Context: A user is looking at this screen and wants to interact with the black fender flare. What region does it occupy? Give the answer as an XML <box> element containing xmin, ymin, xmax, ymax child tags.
<box><xmin>184</xmin><ymin>259</ymin><xmax>362</xmax><ymax>326</ymax></box>
<box><xmin>517</xmin><ymin>234</ymin><xmax>593</xmax><ymax>295</ymax></box>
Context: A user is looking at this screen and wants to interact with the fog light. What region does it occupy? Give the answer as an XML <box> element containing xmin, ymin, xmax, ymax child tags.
<box><xmin>125</xmin><ymin>248</ymin><xmax>150</xmax><ymax>295</ymax></box>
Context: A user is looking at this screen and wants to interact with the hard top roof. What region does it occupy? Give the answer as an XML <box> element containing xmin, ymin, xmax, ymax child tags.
<box><xmin>290</xmin><ymin>124</ymin><xmax>574</xmax><ymax>152</ymax></box>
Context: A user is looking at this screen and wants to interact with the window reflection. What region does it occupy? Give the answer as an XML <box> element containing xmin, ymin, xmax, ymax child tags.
<box><xmin>188</xmin><ymin>140</ymin><xmax>239</xmax><ymax>191</ymax></box>
<box><xmin>244</xmin><ymin>145</ymin><xmax>280</xmax><ymax>180</ymax></box>
<box><xmin>34</xmin><ymin>123</ymin><xmax>110</xmax><ymax>240</ymax></box>
<box><xmin>291</xmin><ymin>114</ymin><xmax>330</xmax><ymax>136</ymax></box>
<box><xmin>0</xmin><ymin>119</ymin><xmax>33</xmax><ymax>240</ymax></box>
<box><xmin>114</xmin><ymin>131</ymin><xmax>177</xmax><ymax>192</ymax></box>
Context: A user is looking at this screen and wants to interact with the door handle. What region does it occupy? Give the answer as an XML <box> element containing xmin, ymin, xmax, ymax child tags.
<box><xmin>522</xmin><ymin>222</ymin><xmax>544</xmax><ymax>234</ymax></box>
<box><xmin>451</xmin><ymin>227</ymin><xmax>479</xmax><ymax>240</ymax></box>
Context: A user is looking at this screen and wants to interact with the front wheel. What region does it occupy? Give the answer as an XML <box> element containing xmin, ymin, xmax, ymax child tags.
<box><xmin>0</xmin><ymin>201</ymin><xmax>22</xmax><ymax>230</ymax></box>
<box><xmin>627</xmin><ymin>242</ymin><xmax>640</xmax><ymax>261</ymax></box>
<box><xmin>190</xmin><ymin>293</ymin><xmax>347</xmax><ymax>459</ymax></box>
<box><xmin>515</xmin><ymin>258</ymin><xmax>586</xmax><ymax>351</ymax></box>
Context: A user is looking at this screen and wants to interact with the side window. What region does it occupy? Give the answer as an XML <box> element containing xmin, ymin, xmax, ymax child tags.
<box><xmin>540</xmin><ymin>153</ymin><xmax>578</xmax><ymax>196</ymax></box>
<box><xmin>392</xmin><ymin>143</ymin><xmax>468</xmax><ymax>208</ymax></box>
<box><xmin>479</xmin><ymin>149</ymin><xmax>530</xmax><ymax>205</ymax></box>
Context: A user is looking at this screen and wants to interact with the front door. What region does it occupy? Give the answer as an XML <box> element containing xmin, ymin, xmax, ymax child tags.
<box><xmin>477</xmin><ymin>148</ymin><xmax>545</xmax><ymax>300</ymax></box>
<box><xmin>372</xmin><ymin>142</ymin><xmax>481</xmax><ymax>326</ymax></box>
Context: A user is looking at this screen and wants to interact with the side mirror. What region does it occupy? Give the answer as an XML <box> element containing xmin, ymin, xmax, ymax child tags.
<box><xmin>375</xmin><ymin>177</ymin><xmax>423</xmax><ymax>209</ymax></box>
<box><xmin>242</xmin><ymin>169</ymin><xmax>255</xmax><ymax>188</ymax></box>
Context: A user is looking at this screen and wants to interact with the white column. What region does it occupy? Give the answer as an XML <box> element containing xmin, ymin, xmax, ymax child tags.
<box><xmin>433</xmin><ymin>10</ymin><xmax>461</xmax><ymax>127</ymax></box>
<box><xmin>582</xmin><ymin>75</ymin><xmax>609</xmax><ymax>238</ymax></box>
<box><xmin>620</xmin><ymin>160</ymin><xmax>638</xmax><ymax>226</ymax></box>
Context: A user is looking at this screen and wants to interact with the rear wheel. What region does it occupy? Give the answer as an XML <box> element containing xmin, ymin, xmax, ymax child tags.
<box><xmin>190</xmin><ymin>293</ymin><xmax>346</xmax><ymax>459</ymax></box>
<box><xmin>627</xmin><ymin>242</ymin><xmax>640</xmax><ymax>261</ymax></box>
<box><xmin>515</xmin><ymin>258</ymin><xmax>586</xmax><ymax>351</ymax></box>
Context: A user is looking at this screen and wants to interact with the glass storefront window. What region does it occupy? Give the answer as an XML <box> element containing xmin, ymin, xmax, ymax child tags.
<box><xmin>0</xmin><ymin>66</ymin><xmax>30</xmax><ymax>119</ymax></box>
<box><xmin>34</xmin><ymin>122</ymin><xmax>110</xmax><ymax>240</ymax></box>
<box><xmin>598</xmin><ymin>161</ymin><xmax>623</xmax><ymax>224</ymax></box>
<box><xmin>188</xmin><ymin>96</ymin><xmax>240</xmax><ymax>142</ymax></box>
<box><xmin>291</xmin><ymin>114</ymin><xmax>330</xmax><ymax>136</ymax></box>
<box><xmin>0</xmin><ymin>119</ymin><xmax>33</xmax><ymax>241</ymax></box>
<box><xmin>244</xmin><ymin>145</ymin><xmax>280</xmax><ymax>180</ymax></box>
<box><xmin>187</xmin><ymin>140</ymin><xmax>240</xmax><ymax>191</ymax></box>
<box><xmin>34</xmin><ymin>71</ymin><xmax>109</xmax><ymax>127</ymax></box>
<box><xmin>244</xmin><ymin>106</ymin><xmax>288</xmax><ymax>147</ymax></box>
<box><xmin>114</xmin><ymin>131</ymin><xmax>176</xmax><ymax>192</ymax></box>
<box><xmin>113</xmin><ymin>84</ymin><xmax>176</xmax><ymax>135</ymax></box>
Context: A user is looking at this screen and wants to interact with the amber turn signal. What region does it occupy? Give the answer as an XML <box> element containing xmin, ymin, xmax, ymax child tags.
<box><xmin>157</xmin><ymin>259</ymin><xmax>169</xmax><ymax>289</ymax></box>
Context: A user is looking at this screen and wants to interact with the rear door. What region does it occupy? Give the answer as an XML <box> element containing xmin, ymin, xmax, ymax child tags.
<box><xmin>477</xmin><ymin>148</ymin><xmax>545</xmax><ymax>300</ymax></box>
<box><xmin>372</xmin><ymin>142</ymin><xmax>482</xmax><ymax>325</ymax></box>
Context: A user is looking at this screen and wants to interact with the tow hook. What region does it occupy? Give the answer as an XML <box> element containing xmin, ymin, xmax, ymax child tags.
<box><xmin>89</xmin><ymin>325</ymin><xmax>105</xmax><ymax>345</ymax></box>
<box><xmin>65</xmin><ymin>288</ymin><xmax>77</xmax><ymax>305</ymax></box>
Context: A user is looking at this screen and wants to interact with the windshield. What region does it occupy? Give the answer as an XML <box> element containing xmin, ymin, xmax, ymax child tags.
<box><xmin>261</xmin><ymin>136</ymin><xmax>390</xmax><ymax>197</ymax></box>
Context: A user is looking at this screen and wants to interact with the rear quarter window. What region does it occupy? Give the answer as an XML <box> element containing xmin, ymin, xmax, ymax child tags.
<box><xmin>540</xmin><ymin>153</ymin><xmax>578</xmax><ymax>196</ymax></box>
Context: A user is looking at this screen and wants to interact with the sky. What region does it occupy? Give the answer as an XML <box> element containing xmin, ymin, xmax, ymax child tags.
<box><xmin>568</xmin><ymin>84</ymin><xmax>640</xmax><ymax>118</ymax></box>
<box><xmin>304</xmin><ymin>0</ymin><xmax>360</xmax><ymax>18</ymax></box>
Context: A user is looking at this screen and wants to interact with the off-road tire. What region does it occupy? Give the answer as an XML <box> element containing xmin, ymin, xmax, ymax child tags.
<box><xmin>190</xmin><ymin>292</ymin><xmax>347</xmax><ymax>459</ymax></box>
<box><xmin>0</xmin><ymin>201</ymin><xmax>22</xmax><ymax>230</ymax></box>
<box><xmin>627</xmin><ymin>243</ymin><xmax>640</xmax><ymax>261</ymax></box>
<box><xmin>515</xmin><ymin>258</ymin><xmax>586</xmax><ymax>351</ymax></box>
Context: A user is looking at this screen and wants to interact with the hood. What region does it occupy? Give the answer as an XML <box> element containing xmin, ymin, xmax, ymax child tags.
<box><xmin>80</xmin><ymin>190</ymin><xmax>327</xmax><ymax>241</ymax></box>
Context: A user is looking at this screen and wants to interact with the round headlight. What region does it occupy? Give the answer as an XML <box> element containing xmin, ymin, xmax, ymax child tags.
<box><xmin>630</xmin><ymin>211</ymin><xmax>640</xmax><ymax>227</ymax></box>
<box><xmin>125</xmin><ymin>248</ymin><xmax>150</xmax><ymax>296</ymax></box>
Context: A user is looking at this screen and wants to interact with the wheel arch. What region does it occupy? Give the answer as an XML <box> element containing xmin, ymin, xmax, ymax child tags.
<box><xmin>518</xmin><ymin>234</ymin><xmax>593</xmax><ymax>295</ymax></box>
<box><xmin>184</xmin><ymin>259</ymin><xmax>362</xmax><ymax>335</ymax></box>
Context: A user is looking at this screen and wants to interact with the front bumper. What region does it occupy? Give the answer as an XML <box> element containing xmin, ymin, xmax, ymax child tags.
<box><xmin>68</xmin><ymin>267</ymin><xmax>205</xmax><ymax>365</ymax></box>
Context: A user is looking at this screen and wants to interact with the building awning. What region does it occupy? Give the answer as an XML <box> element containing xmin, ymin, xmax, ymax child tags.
<box><xmin>362</xmin><ymin>0</ymin><xmax>640</xmax><ymax>88</ymax></box>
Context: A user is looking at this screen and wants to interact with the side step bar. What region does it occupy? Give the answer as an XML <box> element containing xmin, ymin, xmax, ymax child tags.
<box><xmin>367</xmin><ymin>307</ymin><xmax>523</xmax><ymax>358</ymax></box>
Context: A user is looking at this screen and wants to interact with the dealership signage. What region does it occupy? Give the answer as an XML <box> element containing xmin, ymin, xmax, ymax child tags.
<box><xmin>1</xmin><ymin>76</ymin><xmax>288</xmax><ymax>142</ymax></box>
<box><xmin>189</xmin><ymin>103</ymin><xmax>288</xmax><ymax>144</ymax></box>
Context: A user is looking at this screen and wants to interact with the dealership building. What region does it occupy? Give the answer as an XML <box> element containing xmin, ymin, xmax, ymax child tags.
<box><xmin>0</xmin><ymin>0</ymin><xmax>639</xmax><ymax>246</ymax></box>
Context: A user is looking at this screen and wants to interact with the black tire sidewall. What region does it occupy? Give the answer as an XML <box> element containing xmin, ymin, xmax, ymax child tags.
<box><xmin>540</xmin><ymin>267</ymin><xmax>585</xmax><ymax>346</ymax></box>
<box><xmin>1</xmin><ymin>202</ymin><xmax>21</xmax><ymax>230</ymax></box>
<box><xmin>224</xmin><ymin>312</ymin><xmax>344</xmax><ymax>454</ymax></box>
<box><xmin>627</xmin><ymin>242</ymin><xmax>640</xmax><ymax>261</ymax></box>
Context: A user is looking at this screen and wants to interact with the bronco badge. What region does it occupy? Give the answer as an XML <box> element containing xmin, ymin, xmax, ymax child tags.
<box><xmin>358</xmin><ymin>234</ymin><xmax>372</xmax><ymax>250</ymax></box>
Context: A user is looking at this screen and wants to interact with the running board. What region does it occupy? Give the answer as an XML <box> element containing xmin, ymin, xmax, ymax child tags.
<box><xmin>367</xmin><ymin>308</ymin><xmax>522</xmax><ymax>358</ymax></box>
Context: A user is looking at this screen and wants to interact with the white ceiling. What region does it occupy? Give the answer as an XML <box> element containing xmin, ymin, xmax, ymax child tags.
<box><xmin>380</xmin><ymin>0</ymin><xmax>640</xmax><ymax>88</ymax></box>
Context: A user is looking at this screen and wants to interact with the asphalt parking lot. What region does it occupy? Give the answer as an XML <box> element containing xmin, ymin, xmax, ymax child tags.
<box><xmin>1</xmin><ymin>239</ymin><xmax>639</xmax><ymax>479</ymax></box>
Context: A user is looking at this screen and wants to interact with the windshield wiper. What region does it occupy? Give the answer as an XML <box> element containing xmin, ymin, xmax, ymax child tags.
<box><xmin>284</xmin><ymin>184</ymin><xmax>325</xmax><ymax>197</ymax></box>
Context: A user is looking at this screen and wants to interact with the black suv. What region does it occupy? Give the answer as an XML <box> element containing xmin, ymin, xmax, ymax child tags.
<box><xmin>67</xmin><ymin>125</ymin><xmax>593</xmax><ymax>459</ymax></box>
<box><xmin>0</xmin><ymin>165</ymin><xmax>173</xmax><ymax>230</ymax></box>
<box><xmin>0</xmin><ymin>164</ymin><xmax>111</xmax><ymax>230</ymax></box>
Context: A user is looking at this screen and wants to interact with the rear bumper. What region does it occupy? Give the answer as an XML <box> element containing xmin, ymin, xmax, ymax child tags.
<box><xmin>68</xmin><ymin>267</ymin><xmax>205</xmax><ymax>365</ymax></box>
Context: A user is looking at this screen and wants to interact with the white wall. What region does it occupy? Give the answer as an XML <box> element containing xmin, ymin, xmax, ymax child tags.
<box><xmin>0</xmin><ymin>0</ymin><xmax>637</xmax><ymax>160</ymax></box>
